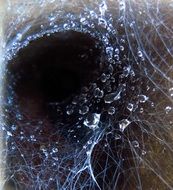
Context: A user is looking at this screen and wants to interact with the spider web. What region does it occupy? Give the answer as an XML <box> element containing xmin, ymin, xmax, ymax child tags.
<box><xmin>1</xmin><ymin>0</ymin><xmax>173</xmax><ymax>189</ymax></box>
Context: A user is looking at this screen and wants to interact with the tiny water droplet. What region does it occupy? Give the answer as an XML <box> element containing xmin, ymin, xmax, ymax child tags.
<box><xmin>169</xmin><ymin>87</ymin><xmax>173</xmax><ymax>97</ymax></box>
<box><xmin>100</xmin><ymin>73</ymin><xmax>107</xmax><ymax>83</ymax></box>
<box><xmin>104</xmin><ymin>87</ymin><xmax>122</xmax><ymax>104</ymax></box>
<box><xmin>7</xmin><ymin>131</ymin><xmax>12</xmax><ymax>137</ymax></box>
<box><xmin>66</xmin><ymin>106</ymin><xmax>74</xmax><ymax>115</ymax></box>
<box><xmin>79</xmin><ymin>105</ymin><xmax>89</xmax><ymax>115</ymax></box>
<box><xmin>137</xmin><ymin>50</ymin><xmax>143</xmax><ymax>58</ymax></box>
<box><xmin>165</xmin><ymin>106</ymin><xmax>172</xmax><ymax>114</ymax></box>
<box><xmin>106</xmin><ymin>47</ymin><xmax>114</xmax><ymax>57</ymax></box>
<box><xmin>11</xmin><ymin>125</ymin><xmax>17</xmax><ymax>131</ymax></box>
<box><xmin>123</xmin><ymin>66</ymin><xmax>131</xmax><ymax>76</ymax></box>
<box><xmin>119</xmin><ymin>119</ymin><xmax>131</xmax><ymax>132</ymax></box>
<box><xmin>98</xmin><ymin>18</ymin><xmax>107</xmax><ymax>28</ymax></box>
<box><xmin>127</xmin><ymin>103</ymin><xmax>134</xmax><ymax>111</ymax></box>
<box><xmin>132</xmin><ymin>140</ymin><xmax>139</xmax><ymax>148</ymax></box>
<box><xmin>114</xmin><ymin>54</ymin><xmax>120</xmax><ymax>61</ymax></box>
<box><xmin>138</xmin><ymin>95</ymin><xmax>149</xmax><ymax>103</ymax></box>
<box><xmin>16</xmin><ymin>33</ymin><xmax>22</xmax><ymax>41</ymax></box>
<box><xmin>114</xmin><ymin>48</ymin><xmax>120</xmax><ymax>54</ymax></box>
<box><xmin>94</xmin><ymin>88</ymin><xmax>104</xmax><ymax>98</ymax></box>
<box><xmin>139</xmin><ymin>107</ymin><xmax>144</xmax><ymax>113</ymax></box>
<box><xmin>115</xmin><ymin>134</ymin><xmax>121</xmax><ymax>140</ymax></box>
<box><xmin>87</xmin><ymin>140</ymin><xmax>93</xmax><ymax>145</ymax></box>
<box><xmin>80</xmin><ymin>17</ymin><xmax>87</xmax><ymax>25</ymax></box>
<box><xmin>120</xmin><ymin>45</ymin><xmax>124</xmax><ymax>51</ymax></box>
<box><xmin>63</xmin><ymin>23</ymin><xmax>69</xmax><ymax>30</ymax></box>
<box><xmin>142</xmin><ymin>150</ymin><xmax>146</xmax><ymax>155</ymax></box>
<box><xmin>108</xmin><ymin>106</ymin><xmax>115</xmax><ymax>115</ymax></box>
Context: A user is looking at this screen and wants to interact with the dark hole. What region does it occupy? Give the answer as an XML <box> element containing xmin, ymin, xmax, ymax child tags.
<box><xmin>6</xmin><ymin>31</ymin><xmax>101</xmax><ymax>120</ymax></box>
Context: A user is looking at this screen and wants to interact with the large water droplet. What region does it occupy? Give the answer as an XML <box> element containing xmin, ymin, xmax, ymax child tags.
<box><xmin>83</xmin><ymin>113</ymin><xmax>101</xmax><ymax>130</ymax></box>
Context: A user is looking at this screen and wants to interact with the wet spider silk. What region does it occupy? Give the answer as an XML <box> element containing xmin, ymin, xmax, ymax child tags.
<box><xmin>1</xmin><ymin>0</ymin><xmax>173</xmax><ymax>190</ymax></box>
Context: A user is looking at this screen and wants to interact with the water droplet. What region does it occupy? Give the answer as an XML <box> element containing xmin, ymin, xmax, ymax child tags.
<box><xmin>30</xmin><ymin>135</ymin><xmax>36</xmax><ymax>142</ymax></box>
<box><xmin>102</xmin><ymin>36</ymin><xmax>109</xmax><ymax>44</ymax></box>
<box><xmin>120</xmin><ymin>45</ymin><xmax>124</xmax><ymax>51</ymax></box>
<box><xmin>169</xmin><ymin>87</ymin><xmax>173</xmax><ymax>97</ymax></box>
<box><xmin>87</xmin><ymin>140</ymin><xmax>93</xmax><ymax>145</ymax></box>
<box><xmin>106</xmin><ymin>47</ymin><xmax>113</xmax><ymax>57</ymax></box>
<box><xmin>79</xmin><ymin>105</ymin><xmax>89</xmax><ymax>115</ymax></box>
<box><xmin>132</xmin><ymin>140</ymin><xmax>139</xmax><ymax>148</ymax></box>
<box><xmin>48</xmin><ymin>15</ymin><xmax>56</xmax><ymax>22</ymax></box>
<box><xmin>7</xmin><ymin>131</ymin><xmax>12</xmax><ymax>137</ymax></box>
<box><xmin>137</xmin><ymin>50</ymin><xmax>143</xmax><ymax>57</ymax></box>
<box><xmin>138</xmin><ymin>94</ymin><xmax>149</xmax><ymax>103</ymax></box>
<box><xmin>80</xmin><ymin>17</ymin><xmax>87</xmax><ymax>25</ymax></box>
<box><xmin>66</xmin><ymin>106</ymin><xmax>74</xmax><ymax>115</ymax></box>
<box><xmin>52</xmin><ymin>148</ymin><xmax>58</xmax><ymax>153</ymax></box>
<box><xmin>139</xmin><ymin>107</ymin><xmax>144</xmax><ymax>113</ymax></box>
<box><xmin>123</xmin><ymin>66</ymin><xmax>131</xmax><ymax>76</ymax></box>
<box><xmin>119</xmin><ymin>119</ymin><xmax>131</xmax><ymax>132</ymax></box>
<box><xmin>11</xmin><ymin>125</ymin><xmax>17</xmax><ymax>131</ymax></box>
<box><xmin>106</xmin><ymin>74</ymin><xmax>111</xmax><ymax>80</ymax></box>
<box><xmin>165</xmin><ymin>106</ymin><xmax>172</xmax><ymax>114</ymax></box>
<box><xmin>98</xmin><ymin>18</ymin><xmax>107</xmax><ymax>28</ymax></box>
<box><xmin>84</xmin><ymin>113</ymin><xmax>101</xmax><ymax>130</ymax></box>
<box><xmin>11</xmin><ymin>146</ymin><xmax>15</xmax><ymax>150</ymax></box>
<box><xmin>114</xmin><ymin>48</ymin><xmax>120</xmax><ymax>54</ymax></box>
<box><xmin>63</xmin><ymin>23</ymin><xmax>69</xmax><ymax>30</ymax></box>
<box><xmin>16</xmin><ymin>113</ymin><xmax>23</xmax><ymax>120</ymax></box>
<box><xmin>114</xmin><ymin>54</ymin><xmax>120</xmax><ymax>61</ymax></box>
<box><xmin>16</xmin><ymin>33</ymin><xmax>22</xmax><ymax>41</ymax></box>
<box><xmin>142</xmin><ymin>150</ymin><xmax>146</xmax><ymax>155</ymax></box>
<box><xmin>130</xmin><ymin>21</ymin><xmax>135</xmax><ymax>28</ymax></box>
<box><xmin>106</xmin><ymin>85</ymin><xmax>112</xmax><ymax>93</ymax></box>
<box><xmin>108</xmin><ymin>106</ymin><xmax>115</xmax><ymax>115</ymax></box>
<box><xmin>100</xmin><ymin>73</ymin><xmax>107</xmax><ymax>83</ymax></box>
<box><xmin>104</xmin><ymin>87</ymin><xmax>122</xmax><ymax>104</ymax></box>
<box><xmin>127</xmin><ymin>103</ymin><xmax>134</xmax><ymax>111</ymax></box>
<box><xmin>94</xmin><ymin>88</ymin><xmax>104</xmax><ymax>98</ymax></box>
<box><xmin>90</xmin><ymin>10</ymin><xmax>98</xmax><ymax>19</ymax></box>
<box><xmin>115</xmin><ymin>134</ymin><xmax>121</xmax><ymax>140</ymax></box>
<box><xmin>40</xmin><ymin>24</ymin><xmax>44</xmax><ymax>29</ymax></box>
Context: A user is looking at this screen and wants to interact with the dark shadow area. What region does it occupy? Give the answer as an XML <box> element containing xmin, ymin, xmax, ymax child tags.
<box><xmin>6</xmin><ymin>31</ymin><xmax>102</xmax><ymax>122</ymax></box>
